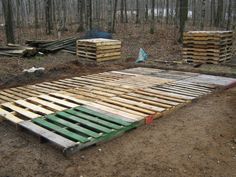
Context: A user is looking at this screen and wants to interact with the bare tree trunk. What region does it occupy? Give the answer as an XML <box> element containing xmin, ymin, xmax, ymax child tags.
<box><xmin>226</xmin><ymin>0</ymin><xmax>232</xmax><ymax>30</ymax></box>
<box><xmin>16</xmin><ymin>0</ymin><xmax>20</xmax><ymax>27</ymax></box>
<box><xmin>150</xmin><ymin>0</ymin><xmax>155</xmax><ymax>34</ymax></box>
<box><xmin>145</xmin><ymin>0</ymin><xmax>149</xmax><ymax>22</ymax></box>
<box><xmin>135</xmin><ymin>0</ymin><xmax>140</xmax><ymax>24</ymax></box>
<box><xmin>61</xmin><ymin>0</ymin><xmax>68</xmax><ymax>31</ymax></box>
<box><xmin>179</xmin><ymin>0</ymin><xmax>188</xmax><ymax>43</ymax></box>
<box><xmin>124</xmin><ymin>0</ymin><xmax>128</xmax><ymax>23</ymax></box>
<box><xmin>192</xmin><ymin>0</ymin><xmax>196</xmax><ymax>26</ymax></box>
<box><xmin>120</xmin><ymin>0</ymin><xmax>124</xmax><ymax>23</ymax></box>
<box><xmin>34</xmin><ymin>0</ymin><xmax>39</xmax><ymax>29</ymax></box>
<box><xmin>166</xmin><ymin>0</ymin><xmax>169</xmax><ymax>24</ymax></box>
<box><xmin>2</xmin><ymin>0</ymin><xmax>15</xmax><ymax>43</ymax></box>
<box><xmin>45</xmin><ymin>0</ymin><xmax>53</xmax><ymax>35</ymax></box>
<box><xmin>200</xmin><ymin>0</ymin><xmax>206</xmax><ymax>30</ymax></box>
<box><xmin>233</xmin><ymin>0</ymin><xmax>236</xmax><ymax>29</ymax></box>
<box><xmin>112</xmin><ymin>0</ymin><xmax>118</xmax><ymax>32</ymax></box>
<box><xmin>175</xmin><ymin>0</ymin><xmax>179</xmax><ymax>27</ymax></box>
<box><xmin>107</xmin><ymin>0</ymin><xmax>112</xmax><ymax>32</ymax></box>
<box><xmin>86</xmin><ymin>0</ymin><xmax>92</xmax><ymax>30</ymax></box>
<box><xmin>77</xmin><ymin>0</ymin><xmax>84</xmax><ymax>32</ymax></box>
<box><xmin>215</xmin><ymin>0</ymin><xmax>223</xmax><ymax>27</ymax></box>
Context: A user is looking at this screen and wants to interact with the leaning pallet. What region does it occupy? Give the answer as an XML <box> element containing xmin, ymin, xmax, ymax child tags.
<box><xmin>183</xmin><ymin>31</ymin><xmax>233</xmax><ymax>64</ymax></box>
<box><xmin>77</xmin><ymin>38</ymin><xmax>122</xmax><ymax>62</ymax></box>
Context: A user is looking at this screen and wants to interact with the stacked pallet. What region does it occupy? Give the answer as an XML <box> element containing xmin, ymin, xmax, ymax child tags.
<box><xmin>77</xmin><ymin>38</ymin><xmax>121</xmax><ymax>62</ymax></box>
<box><xmin>183</xmin><ymin>31</ymin><xmax>233</xmax><ymax>64</ymax></box>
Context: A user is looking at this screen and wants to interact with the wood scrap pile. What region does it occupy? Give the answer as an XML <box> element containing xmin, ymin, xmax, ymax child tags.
<box><xmin>26</xmin><ymin>36</ymin><xmax>80</xmax><ymax>55</ymax></box>
<box><xmin>0</xmin><ymin>44</ymin><xmax>37</xmax><ymax>57</ymax></box>
<box><xmin>183</xmin><ymin>31</ymin><xmax>233</xmax><ymax>64</ymax></box>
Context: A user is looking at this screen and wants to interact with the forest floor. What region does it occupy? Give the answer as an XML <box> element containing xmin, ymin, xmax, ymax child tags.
<box><xmin>0</xmin><ymin>25</ymin><xmax>236</xmax><ymax>89</ymax></box>
<box><xmin>0</xmin><ymin>25</ymin><xmax>236</xmax><ymax>177</ymax></box>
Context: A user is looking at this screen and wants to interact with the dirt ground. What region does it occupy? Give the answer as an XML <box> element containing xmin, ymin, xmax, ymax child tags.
<box><xmin>0</xmin><ymin>26</ymin><xmax>235</xmax><ymax>177</ymax></box>
<box><xmin>0</xmin><ymin>85</ymin><xmax>235</xmax><ymax>177</ymax></box>
<box><xmin>0</xmin><ymin>51</ymin><xmax>236</xmax><ymax>90</ymax></box>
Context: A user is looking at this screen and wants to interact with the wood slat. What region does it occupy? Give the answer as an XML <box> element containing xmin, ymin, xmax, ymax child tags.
<box><xmin>1</xmin><ymin>103</ymin><xmax>40</xmax><ymax>119</ymax></box>
<box><xmin>15</xmin><ymin>100</ymin><xmax>54</xmax><ymax>115</ymax></box>
<box><xmin>39</xmin><ymin>95</ymin><xmax>78</xmax><ymax>108</ymax></box>
<box><xmin>0</xmin><ymin>108</ymin><xmax>23</xmax><ymax>123</ymax></box>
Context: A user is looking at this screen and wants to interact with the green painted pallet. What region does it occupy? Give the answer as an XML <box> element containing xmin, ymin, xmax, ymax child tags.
<box><xmin>19</xmin><ymin>105</ymin><xmax>139</xmax><ymax>155</ymax></box>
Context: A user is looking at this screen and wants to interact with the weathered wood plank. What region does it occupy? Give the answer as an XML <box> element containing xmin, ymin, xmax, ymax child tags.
<box><xmin>19</xmin><ymin>121</ymin><xmax>78</xmax><ymax>148</ymax></box>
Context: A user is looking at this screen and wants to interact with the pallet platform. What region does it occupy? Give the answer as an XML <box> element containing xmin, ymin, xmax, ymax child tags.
<box><xmin>0</xmin><ymin>67</ymin><xmax>236</xmax><ymax>155</ymax></box>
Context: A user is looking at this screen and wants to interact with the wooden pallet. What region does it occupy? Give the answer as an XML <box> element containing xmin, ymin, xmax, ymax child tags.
<box><xmin>183</xmin><ymin>53</ymin><xmax>232</xmax><ymax>60</ymax></box>
<box><xmin>119</xmin><ymin>68</ymin><xmax>198</xmax><ymax>81</ymax></box>
<box><xmin>184</xmin><ymin>59</ymin><xmax>230</xmax><ymax>65</ymax></box>
<box><xmin>0</xmin><ymin>72</ymin><xmax>134</xmax><ymax>104</ymax></box>
<box><xmin>182</xmin><ymin>47</ymin><xmax>232</xmax><ymax>54</ymax></box>
<box><xmin>151</xmin><ymin>82</ymin><xmax>214</xmax><ymax>98</ymax></box>
<box><xmin>183</xmin><ymin>36</ymin><xmax>233</xmax><ymax>41</ymax></box>
<box><xmin>0</xmin><ymin>74</ymin><xmax>214</xmax><ymax>125</ymax></box>
<box><xmin>182</xmin><ymin>51</ymin><xmax>232</xmax><ymax>57</ymax></box>
<box><xmin>78</xmin><ymin>55</ymin><xmax>121</xmax><ymax>62</ymax></box>
<box><xmin>182</xmin><ymin>31</ymin><xmax>233</xmax><ymax>64</ymax></box>
<box><xmin>19</xmin><ymin>105</ymin><xmax>139</xmax><ymax>155</ymax></box>
<box><xmin>183</xmin><ymin>31</ymin><xmax>233</xmax><ymax>37</ymax></box>
<box><xmin>2</xmin><ymin>67</ymin><xmax>235</xmax><ymax>155</ymax></box>
<box><xmin>183</xmin><ymin>40</ymin><xmax>232</xmax><ymax>46</ymax></box>
<box><xmin>77</xmin><ymin>38</ymin><xmax>122</xmax><ymax>62</ymax></box>
<box><xmin>183</xmin><ymin>43</ymin><xmax>232</xmax><ymax>49</ymax></box>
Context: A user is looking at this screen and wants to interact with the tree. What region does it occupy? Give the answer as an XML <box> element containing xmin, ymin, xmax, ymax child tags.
<box><xmin>34</xmin><ymin>0</ymin><xmax>39</xmax><ymax>29</ymax></box>
<box><xmin>226</xmin><ymin>0</ymin><xmax>232</xmax><ymax>30</ymax></box>
<box><xmin>179</xmin><ymin>0</ymin><xmax>188</xmax><ymax>43</ymax></box>
<box><xmin>16</xmin><ymin>0</ymin><xmax>20</xmax><ymax>27</ymax></box>
<box><xmin>150</xmin><ymin>0</ymin><xmax>155</xmax><ymax>34</ymax></box>
<box><xmin>175</xmin><ymin>0</ymin><xmax>179</xmax><ymax>27</ymax></box>
<box><xmin>124</xmin><ymin>0</ymin><xmax>128</xmax><ymax>23</ymax></box>
<box><xmin>145</xmin><ymin>0</ymin><xmax>149</xmax><ymax>22</ymax></box>
<box><xmin>86</xmin><ymin>0</ymin><xmax>92</xmax><ymax>30</ymax></box>
<box><xmin>135</xmin><ymin>0</ymin><xmax>140</xmax><ymax>24</ymax></box>
<box><xmin>112</xmin><ymin>0</ymin><xmax>118</xmax><ymax>32</ymax></box>
<box><xmin>215</xmin><ymin>0</ymin><xmax>223</xmax><ymax>27</ymax></box>
<box><xmin>107</xmin><ymin>0</ymin><xmax>112</xmax><ymax>32</ymax></box>
<box><xmin>45</xmin><ymin>0</ymin><xmax>53</xmax><ymax>35</ymax></box>
<box><xmin>192</xmin><ymin>0</ymin><xmax>196</xmax><ymax>26</ymax></box>
<box><xmin>166</xmin><ymin>0</ymin><xmax>169</xmax><ymax>24</ymax></box>
<box><xmin>210</xmin><ymin>0</ymin><xmax>216</xmax><ymax>26</ymax></box>
<box><xmin>77</xmin><ymin>0</ymin><xmax>84</xmax><ymax>32</ymax></box>
<box><xmin>233</xmin><ymin>0</ymin><xmax>236</xmax><ymax>29</ymax></box>
<box><xmin>2</xmin><ymin>0</ymin><xmax>15</xmax><ymax>43</ymax></box>
<box><xmin>120</xmin><ymin>0</ymin><xmax>124</xmax><ymax>23</ymax></box>
<box><xmin>61</xmin><ymin>0</ymin><xmax>68</xmax><ymax>31</ymax></box>
<box><xmin>200</xmin><ymin>0</ymin><xmax>206</xmax><ymax>30</ymax></box>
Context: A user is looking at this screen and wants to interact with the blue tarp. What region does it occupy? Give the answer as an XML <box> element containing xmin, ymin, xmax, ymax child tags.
<box><xmin>84</xmin><ymin>30</ymin><xmax>112</xmax><ymax>39</ymax></box>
